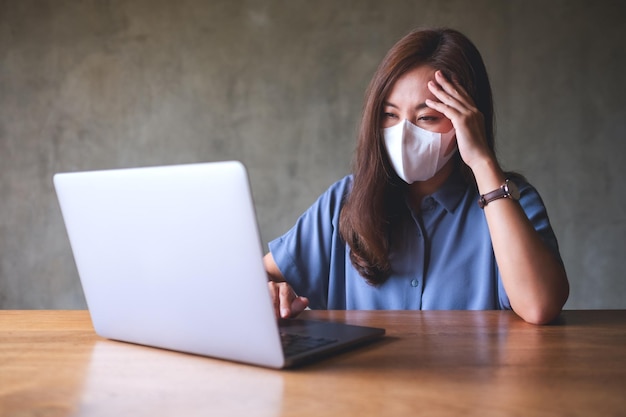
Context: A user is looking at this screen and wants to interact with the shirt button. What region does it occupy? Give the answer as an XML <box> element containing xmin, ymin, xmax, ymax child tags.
<box><xmin>410</xmin><ymin>279</ymin><xmax>419</xmax><ymax>287</ymax></box>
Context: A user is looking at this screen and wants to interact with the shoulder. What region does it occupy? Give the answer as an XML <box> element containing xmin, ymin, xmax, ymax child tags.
<box><xmin>312</xmin><ymin>175</ymin><xmax>353</xmax><ymax>210</ymax></box>
<box><xmin>507</xmin><ymin>173</ymin><xmax>546</xmax><ymax>208</ymax></box>
<box><xmin>327</xmin><ymin>175</ymin><xmax>353</xmax><ymax>195</ymax></box>
<box><xmin>288</xmin><ymin>175</ymin><xmax>353</xmax><ymax>229</ymax></box>
<box><xmin>506</xmin><ymin>173</ymin><xmax>557</xmax><ymax>236</ymax></box>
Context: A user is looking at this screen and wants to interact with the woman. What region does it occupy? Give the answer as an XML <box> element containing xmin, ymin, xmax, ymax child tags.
<box><xmin>264</xmin><ymin>28</ymin><xmax>569</xmax><ymax>325</ymax></box>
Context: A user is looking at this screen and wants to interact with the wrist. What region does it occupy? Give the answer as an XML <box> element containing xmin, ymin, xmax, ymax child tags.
<box><xmin>468</xmin><ymin>157</ymin><xmax>505</xmax><ymax>195</ymax></box>
<box><xmin>478</xmin><ymin>178</ymin><xmax>520</xmax><ymax>208</ymax></box>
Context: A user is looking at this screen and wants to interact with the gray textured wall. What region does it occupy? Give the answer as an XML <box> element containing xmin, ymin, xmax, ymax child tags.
<box><xmin>1</xmin><ymin>0</ymin><xmax>625</xmax><ymax>309</ymax></box>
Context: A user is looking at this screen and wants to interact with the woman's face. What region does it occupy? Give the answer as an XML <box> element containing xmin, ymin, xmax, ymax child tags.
<box><xmin>381</xmin><ymin>65</ymin><xmax>454</xmax><ymax>134</ymax></box>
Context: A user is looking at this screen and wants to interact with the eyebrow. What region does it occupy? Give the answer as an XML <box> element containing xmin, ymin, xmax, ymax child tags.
<box><xmin>383</xmin><ymin>101</ymin><xmax>430</xmax><ymax>110</ymax></box>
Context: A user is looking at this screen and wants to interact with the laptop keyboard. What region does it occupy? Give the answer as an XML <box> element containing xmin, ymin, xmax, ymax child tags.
<box><xmin>280</xmin><ymin>332</ymin><xmax>338</xmax><ymax>356</ymax></box>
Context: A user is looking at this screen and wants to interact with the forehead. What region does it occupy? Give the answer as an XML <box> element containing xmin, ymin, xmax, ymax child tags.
<box><xmin>385</xmin><ymin>65</ymin><xmax>436</xmax><ymax>104</ymax></box>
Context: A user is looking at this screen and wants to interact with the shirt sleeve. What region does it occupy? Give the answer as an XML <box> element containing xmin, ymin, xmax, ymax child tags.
<box><xmin>516</xmin><ymin>178</ymin><xmax>563</xmax><ymax>264</ymax></box>
<box><xmin>268</xmin><ymin>176</ymin><xmax>352</xmax><ymax>309</ymax></box>
<box><xmin>496</xmin><ymin>177</ymin><xmax>564</xmax><ymax>310</ymax></box>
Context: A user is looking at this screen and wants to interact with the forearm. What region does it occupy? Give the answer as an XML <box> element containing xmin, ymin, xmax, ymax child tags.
<box><xmin>474</xmin><ymin>160</ymin><xmax>569</xmax><ymax>324</ymax></box>
<box><xmin>263</xmin><ymin>253</ymin><xmax>286</xmax><ymax>282</ymax></box>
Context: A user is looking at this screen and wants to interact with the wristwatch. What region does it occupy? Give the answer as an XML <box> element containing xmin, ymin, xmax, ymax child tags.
<box><xmin>478</xmin><ymin>179</ymin><xmax>520</xmax><ymax>208</ymax></box>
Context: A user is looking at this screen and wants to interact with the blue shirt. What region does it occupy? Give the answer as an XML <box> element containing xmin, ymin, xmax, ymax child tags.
<box><xmin>268</xmin><ymin>170</ymin><xmax>562</xmax><ymax>311</ymax></box>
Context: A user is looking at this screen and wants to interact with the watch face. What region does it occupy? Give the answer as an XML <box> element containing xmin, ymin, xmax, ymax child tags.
<box><xmin>506</xmin><ymin>180</ymin><xmax>520</xmax><ymax>200</ymax></box>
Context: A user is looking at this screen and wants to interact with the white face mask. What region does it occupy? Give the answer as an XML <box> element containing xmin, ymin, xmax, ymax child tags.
<box><xmin>383</xmin><ymin>119</ymin><xmax>457</xmax><ymax>184</ymax></box>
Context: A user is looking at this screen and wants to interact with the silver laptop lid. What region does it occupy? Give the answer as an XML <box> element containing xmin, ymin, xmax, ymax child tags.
<box><xmin>54</xmin><ymin>161</ymin><xmax>286</xmax><ymax>368</ymax></box>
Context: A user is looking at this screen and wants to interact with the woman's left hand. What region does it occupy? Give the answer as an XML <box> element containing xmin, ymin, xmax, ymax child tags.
<box><xmin>425</xmin><ymin>70</ymin><xmax>493</xmax><ymax>170</ymax></box>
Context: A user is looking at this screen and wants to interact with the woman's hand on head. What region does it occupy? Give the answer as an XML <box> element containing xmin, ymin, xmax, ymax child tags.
<box><xmin>267</xmin><ymin>281</ymin><xmax>309</xmax><ymax>319</ymax></box>
<box><xmin>425</xmin><ymin>70</ymin><xmax>494</xmax><ymax>170</ymax></box>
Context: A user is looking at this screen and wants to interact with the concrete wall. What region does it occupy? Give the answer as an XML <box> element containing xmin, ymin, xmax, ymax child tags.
<box><xmin>1</xmin><ymin>0</ymin><xmax>625</xmax><ymax>309</ymax></box>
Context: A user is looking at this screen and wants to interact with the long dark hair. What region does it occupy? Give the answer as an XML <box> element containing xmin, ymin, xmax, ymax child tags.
<box><xmin>338</xmin><ymin>28</ymin><xmax>496</xmax><ymax>285</ymax></box>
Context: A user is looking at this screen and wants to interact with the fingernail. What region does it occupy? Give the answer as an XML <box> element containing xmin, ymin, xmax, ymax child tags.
<box><xmin>280</xmin><ymin>308</ymin><xmax>290</xmax><ymax>318</ymax></box>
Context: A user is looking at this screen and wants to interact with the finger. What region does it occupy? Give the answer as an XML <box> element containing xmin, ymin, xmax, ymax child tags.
<box><xmin>268</xmin><ymin>281</ymin><xmax>281</xmax><ymax>318</ymax></box>
<box><xmin>278</xmin><ymin>283</ymin><xmax>295</xmax><ymax>318</ymax></box>
<box><xmin>427</xmin><ymin>83</ymin><xmax>477</xmax><ymax>121</ymax></box>
<box><xmin>434</xmin><ymin>71</ymin><xmax>474</xmax><ymax>107</ymax></box>
<box><xmin>425</xmin><ymin>97</ymin><xmax>459</xmax><ymax>121</ymax></box>
<box><xmin>427</xmin><ymin>80</ymin><xmax>461</xmax><ymax>109</ymax></box>
<box><xmin>291</xmin><ymin>296</ymin><xmax>309</xmax><ymax>317</ymax></box>
<box><xmin>434</xmin><ymin>71</ymin><xmax>460</xmax><ymax>94</ymax></box>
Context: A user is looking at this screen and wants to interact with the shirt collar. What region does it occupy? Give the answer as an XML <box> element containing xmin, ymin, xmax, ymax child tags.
<box><xmin>428</xmin><ymin>166</ymin><xmax>471</xmax><ymax>213</ymax></box>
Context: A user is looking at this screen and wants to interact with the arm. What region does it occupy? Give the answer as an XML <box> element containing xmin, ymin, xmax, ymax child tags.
<box><xmin>264</xmin><ymin>253</ymin><xmax>309</xmax><ymax>319</ymax></box>
<box><xmin>472</xmin><ymin>161</ymin><xmax>569</xmax><ymax>324</ymax></box>
<box><xmin>427</xmin><ymin>71</ymin><xmax>569</xmax><ymax>324</ymax></box>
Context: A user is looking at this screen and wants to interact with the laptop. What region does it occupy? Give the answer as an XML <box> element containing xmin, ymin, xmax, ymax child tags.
<box><xmin>53</xmin><ymin>161</ymin><xmax>384</xmax><ymax>368</ymax></box>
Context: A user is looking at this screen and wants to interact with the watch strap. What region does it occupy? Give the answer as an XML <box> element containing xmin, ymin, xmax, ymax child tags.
<box><xmin>478</xmin><ymin>179</ymin><xmax>517</xmax><ymax>208</ymax></box>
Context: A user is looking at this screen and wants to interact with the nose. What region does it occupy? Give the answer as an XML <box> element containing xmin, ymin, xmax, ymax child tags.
<box><xmin>402</xmin><ymin>117</ymin><xmax>419</xmax><ymax>127</ymax></box>
<box><xmin>396</xmin><ymin>114</ymin><xmax>418</xmax><ymax>126</ymax></box>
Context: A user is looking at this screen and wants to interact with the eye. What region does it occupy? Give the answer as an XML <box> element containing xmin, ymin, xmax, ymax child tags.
<box><xmin>418</xmin><ymin>115</ymin><xmax>439</xmax><ymax>122</ymax></box>
<box><xmin>382</xmin><ymin>112</ymin><xmax>398</xmax><ymax>120</ymax></box>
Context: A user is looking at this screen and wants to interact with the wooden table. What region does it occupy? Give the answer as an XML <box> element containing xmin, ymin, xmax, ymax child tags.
<box><xmin>1</xmin><ymin>310</ymin><xmax>625</xmax><ymax>416</ymax></box>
